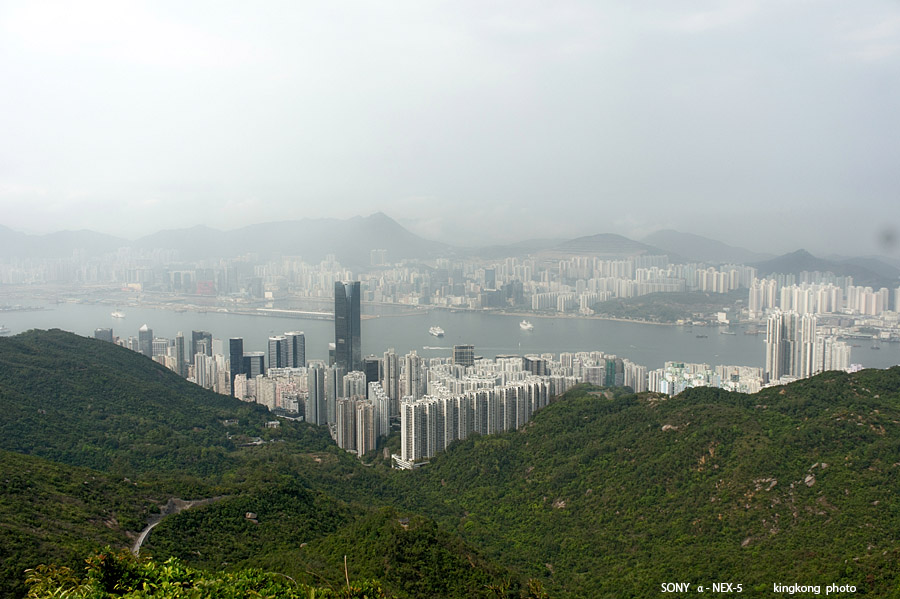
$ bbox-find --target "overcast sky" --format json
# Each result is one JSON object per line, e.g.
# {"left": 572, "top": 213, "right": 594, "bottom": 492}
{"left": 1, "top": 1, "right": 898, "bottom": 256}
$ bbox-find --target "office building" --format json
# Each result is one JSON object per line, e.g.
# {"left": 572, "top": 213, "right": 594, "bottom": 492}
{"left": 191, "top": 331, "right": 212, "bottom": 365}
{"left": 307, "top": 364, "right": 326, "bottom": 425}
{"left": 228, "top": 337, "right": 244, "bottom": 395}
{"left": 93, "top": 328, "right": 114, "bottom": 343}
{"left": 243, "top": 351, "right": 265, "bottom": 379}
{"left": 268, "top": 335, "right": 288, "bottom": 369}
{"left": 363, "top": 355, "right": 381, "bottom": 390}
{"left": 138, "top": 324, "right": 153, "bottom": 358}
{"left": 334, "top": 281, "right": 361, "bottom": 372}
{"left": 452, "top": 344, "right": 475, "bottom": 368}
{"left": 152, "top": 337, "right": 169, "bottom": 358}
{"left": 285, "top": 331, "right": 306, "bottom": 367}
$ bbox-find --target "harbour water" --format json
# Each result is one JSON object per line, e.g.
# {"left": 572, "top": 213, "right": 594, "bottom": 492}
{"left": 2, "top": 301, "right": 898, "bottom": 371}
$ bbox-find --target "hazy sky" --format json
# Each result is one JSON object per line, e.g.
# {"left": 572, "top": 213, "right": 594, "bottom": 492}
{"left": 1, "top": 1, "right": 898, "bottom": 256}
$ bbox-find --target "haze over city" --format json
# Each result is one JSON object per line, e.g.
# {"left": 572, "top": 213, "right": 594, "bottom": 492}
{"left": 1, "top": 1, "right": 899, "bottom": 256}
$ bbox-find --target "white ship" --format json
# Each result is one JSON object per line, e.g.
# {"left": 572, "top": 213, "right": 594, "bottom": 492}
{"left": 111, "top": 310, "right": 126, "bottom": 318}
{"left": 429, "top": 326, "right": 445, "bottom": 337}
{"left": 0, "top": 325, "right": 10, "bottom": 336}
{"left": 519, "top": 320, "right": 534, "bottom": 331}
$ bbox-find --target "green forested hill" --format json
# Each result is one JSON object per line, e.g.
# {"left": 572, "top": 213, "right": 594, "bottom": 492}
{"left": 0, "top": 331, "right": 515, "bottom": 598}
{"left": 2, "top": 330, "right": 900, "bottom": 598}
{"left": 0, "top": 450, "right": 160, "bottom": 599}
{"left": 0, "top": 329, "right": 333, "bottom": 480}
{"left": 391, "top": 375, "right": 900, "bottom": 597}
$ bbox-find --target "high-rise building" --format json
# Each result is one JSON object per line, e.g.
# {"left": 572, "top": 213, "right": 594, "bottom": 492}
{"left": 93, "top": 328, "right": 114, "bottom": 343}
{"left": 343, "top": 371, "right": 367, "bottom": 398}
{"left": 356, "top": 401, "right": 377, "bottom": 455}
{"left": 152, "top": 337, "right": 169, "bottom": 358}
{"left": 285, "top": 331, "right": 306, "bottom": 367}
{"left": 382, "top": 349, "right": 400, "bottom": 416}
{"left": 363, "top": 355, "right": 381, "bottom": 391}
{"left": 268, "top": 336, "right": 288, "bottom": 369}
{"left": 228, "top": 337, "right": 244, "bottom": 395}
{"left": 336, "top": 398, "right": 357, "bottom": 451}
{"left": 334, "top": 281, "right": 361, "bottom": 372}
{"left": 765, "top": 311, "right": 817, "bottom": 383}
{"left": 174, "top": 332, "right": 186, "bottom": 377}
{"left": 138, "top": 324, "right": 153, "bottom": 358}
{"left": 326, "top": 365, "right": 345, "bottom": 424}
{"left": 307, "top": 364, "right": 326, "bottom": 425}
{"left": 191, "top": 331, "right": 212, "bottom": 365}
{"left": 243, "top": 351, "right": 265, "bottom": 379}
{"left": 403, "top": 351, "right": 424, "bottom": 400}
{"left": 452, "top": 344, "right": 475, "bottom": 368}
{"left": 195, "top": 353, "right": 217, "bottom": 389}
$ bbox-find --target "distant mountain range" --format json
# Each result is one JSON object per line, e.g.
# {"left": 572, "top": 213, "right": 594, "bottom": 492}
{"left": 132, "top": 212, "right": 449, "bottom": 266}
{"left": 2, "top": 219, "right": 900, "bottom": 277}
{"left": 643, "top": 229, "right": 773, "bottom": 265}
{"left": 536, "top": 233, "right": 669, "bottom": 260}
{"left": 0, "top": 224, "right": 126, "bottom": 259}
{"left": 751, "top": 249, "right": 900, "bottom": 288}
{"left": 0, "top": 214, "right": 449, "bottom": 267}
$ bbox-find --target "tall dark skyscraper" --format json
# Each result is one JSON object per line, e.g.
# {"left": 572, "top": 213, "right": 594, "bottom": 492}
{"left": 452, "top": 344, "right": 475, "bottom": 368}
{"left": 268, "top": 335, "right": 287, "bottom": 369}
{"left": 285, "top": 331, "right": 306, "bottom": 367}
{"left": 334, "top": 281, "right": 361, "bottom": 372}
{"left": 229, "top": 337, "right": 244, "bottom": 395}
{"left": 307, "top": 364, "right": 326, "bottom": 425}
{"left": 243, "top": 351, "right": 265, "bottom": 379}
{"left": 363, "top": 355, "right": 381, "bottom": 388}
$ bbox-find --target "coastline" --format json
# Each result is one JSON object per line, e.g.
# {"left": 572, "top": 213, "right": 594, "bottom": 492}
{"left": 426, "top": 305, "right": 679, "bottom": 327}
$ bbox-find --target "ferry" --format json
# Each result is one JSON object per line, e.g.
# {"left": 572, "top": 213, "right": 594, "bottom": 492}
{"left": 0, "top": 325, "right": 10, "bottom": 336}
{"left": 520, "top": 320, "right": 534, "bottom": 331}
{"left": 111, "top": 311, "right": 126, "bottom": 318}
{"left": 429, "top": 326, "right": 445, "bottom": 337}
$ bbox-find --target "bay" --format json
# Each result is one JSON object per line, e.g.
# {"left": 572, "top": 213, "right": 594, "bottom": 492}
{"left": 2, "top": 302, "right": 898, "bottom": 371}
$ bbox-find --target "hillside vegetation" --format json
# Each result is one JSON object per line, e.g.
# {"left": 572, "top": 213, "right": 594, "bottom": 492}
{"left": 2, "top": 330, "right": 900, "bottom": 598}
{"left": 392, "top": 376, "right": 900, "bottom": 596}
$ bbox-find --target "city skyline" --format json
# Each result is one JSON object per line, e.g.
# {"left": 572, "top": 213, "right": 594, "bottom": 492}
{"left": 1, "top": 2, "right": 898, "bottom": 256}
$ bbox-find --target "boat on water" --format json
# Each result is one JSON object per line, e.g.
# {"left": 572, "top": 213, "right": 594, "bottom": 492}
{"left": 111, "top": 311, "right": 126, "bottom": 318}
{"left": 0, "top": 325, "right": 10, "bottom": 336}
{"left": 695, "top": 334, "right": 708, "bottom": 338}
{"left": 720, "top": 330, "right": 736, "bottom": 335}
{"left": 520, "top": 320, "right": 534, "bottom": 331}
{"left": 429, "top": 326, "right": 445, "bottom": 337}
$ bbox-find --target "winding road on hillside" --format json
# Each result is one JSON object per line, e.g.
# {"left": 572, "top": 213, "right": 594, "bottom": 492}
{"left": 132, "top": 496, "right": 225, "bottom": 556}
